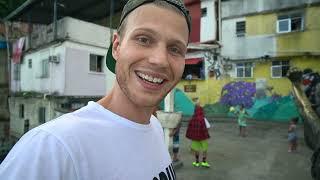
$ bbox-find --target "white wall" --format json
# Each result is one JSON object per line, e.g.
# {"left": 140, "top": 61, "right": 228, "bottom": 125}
{"left": 13, "top": 17, "right": 114, "bottom": 96}
{"left": 19, "top": 45, "right": 66, "bottom": 94}
{"left": 221, "top": 18, "right": 276, "bottom": 60}
{"left": 16, "top": 40, "right": 109, "bottom": 96}
{"left": 62, "top": 17, "right": 112, "bottom": 48}
{"left": 64, "top": 41, "right": 107, "bottom": 96}
{"left": 30, "top": 17, "right": 112, "bottom": 49}
{"left": 201, "top": 0, "right": 217, "bottom": 42}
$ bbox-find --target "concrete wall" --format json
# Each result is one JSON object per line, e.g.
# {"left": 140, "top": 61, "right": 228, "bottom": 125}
{"left": 221, "top": 17, "right": 276, "bottom": 59}
{"left": 201, "top": 0, "right": 217, "bottom": 42}
{"left": 0, "top": 49, "right": 9, "bottom": 120}
{"left": 18, "top": 45, "right": 66, "bottom": 94}
{"left": 63, "top": 17, "right": 111, "bottom": 48}
{"left": 0, "top": 49, "right": 7, "bottom": 84}
{"left": 222, "top": 0, "right": 320, "bottom": 18}
{"left": 15, "top": 41, "right": 108, "bottom": 96}
{"left": 0, "top": 88, "right": 9, "bottom": 120}
{"left": 30, "top": 17, "right": 112, "bottom": 49}
{"left": 276, "top": 6, "right": 320, "bottom": 55}
{"left": 8, "top": 97, "right": 58, "bottom": 138}
{"left": 176, "top": 49, "right": 224, "bottom": 105}
{"left": 64, "top": 41, "right": 106, "bottom": 96}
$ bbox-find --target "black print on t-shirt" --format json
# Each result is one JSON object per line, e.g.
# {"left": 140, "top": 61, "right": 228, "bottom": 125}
{"left": 153, "top": 163, "right": 176, "bottom": 180}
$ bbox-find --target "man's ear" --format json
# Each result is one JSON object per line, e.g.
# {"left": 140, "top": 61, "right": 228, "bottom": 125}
{"left": 112, "top": 33, "right": 120, "bottom": 62}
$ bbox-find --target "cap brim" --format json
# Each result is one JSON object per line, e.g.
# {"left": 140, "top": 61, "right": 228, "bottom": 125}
{"left": 106, "top": 43, "right": 116, "bottom": 74}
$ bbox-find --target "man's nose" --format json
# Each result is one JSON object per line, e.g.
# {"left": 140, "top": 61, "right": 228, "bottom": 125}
{"left": 148, "top": 45, "right": 169, "bottom": 67}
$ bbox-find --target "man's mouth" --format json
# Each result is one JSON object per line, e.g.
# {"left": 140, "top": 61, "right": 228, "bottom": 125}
{"left": 136, "top": 72, "right": 164, "bottom": 84}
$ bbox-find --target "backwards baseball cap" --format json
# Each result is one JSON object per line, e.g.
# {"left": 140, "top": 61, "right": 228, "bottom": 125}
{"left": 106, "top": 0, "right": 191, "bottom": 73}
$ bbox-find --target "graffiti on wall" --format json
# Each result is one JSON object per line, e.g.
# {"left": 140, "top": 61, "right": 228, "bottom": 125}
{"left": 220, "top": 81, "right": 256, "bottom": 108}
{"left": 219, "top": 81, "right": 299, "bottom": 121}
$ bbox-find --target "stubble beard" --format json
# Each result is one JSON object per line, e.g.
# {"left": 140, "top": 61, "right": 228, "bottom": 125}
{"left": 115, "top": 67, "right": 169, "bottom": 108}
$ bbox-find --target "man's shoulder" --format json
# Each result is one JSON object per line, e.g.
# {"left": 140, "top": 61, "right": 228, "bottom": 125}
{"left": 39, "top": 102, "right": 112, "bottom": 133}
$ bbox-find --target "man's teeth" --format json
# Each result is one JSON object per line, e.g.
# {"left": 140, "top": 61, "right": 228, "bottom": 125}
{"left": 137, "top": 72, "right": 164, "bottom": 84}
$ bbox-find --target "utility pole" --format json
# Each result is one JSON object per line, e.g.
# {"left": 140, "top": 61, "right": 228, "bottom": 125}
{"left": 53, "top": 0, "right": 57, "bottom": 40}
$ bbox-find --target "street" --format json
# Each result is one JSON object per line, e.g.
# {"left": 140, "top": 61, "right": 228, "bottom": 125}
{"left": 175, "top": 119, "right": 313, "bottom": 180}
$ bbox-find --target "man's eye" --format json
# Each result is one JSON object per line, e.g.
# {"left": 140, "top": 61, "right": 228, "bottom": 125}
{"left": 137, "top": 37, "right": 150, "bottom": 45}
{"left": 169, "top": 46, "right": 182, "bottom": 55}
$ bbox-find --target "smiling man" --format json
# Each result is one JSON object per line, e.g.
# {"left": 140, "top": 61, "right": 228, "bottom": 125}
{"left": 0, "top": 0, "right": 191, "bottom": 179}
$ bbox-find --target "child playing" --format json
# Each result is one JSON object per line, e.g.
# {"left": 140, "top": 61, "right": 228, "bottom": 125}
{"left": 288, "top": 117, "right": 299, "bottom": 152}
{"left": 186, "top": 98, "right": 211, "bottom": 168}
{"left": 237, "top": 104, "right": 248, "bottom": 137}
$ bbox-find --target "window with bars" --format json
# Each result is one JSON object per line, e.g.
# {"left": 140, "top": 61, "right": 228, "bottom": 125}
{"left": 40, "top": 59, "right": 49, "bottom": 78}
{"left": 38, "top": 107, "right": 46, "bottom": 124}
{"left": 24, "top": 119, "right": 30, "bottom": 134}
{"left": 182, "top": 59, "right": 205, "bottom": 80}
{"left": 201, "top": 8, "right": 207, "bottom": 17}
{"left": 28, "top": 59, "right": 32, "bottom": 68}
{"left": 236, "top": 62, "right": 253, "bottom": 78}
{"left": 271, "top": 60, "right": 290, "bottom": 78}
{"left": 236, "top": 21, "right": 246, "bottom": 37}
{"left": 90, "top": 54, "right": 103, "bottom": 72}
{"left": 19, "top": 104, "right": 24, "bottom": 118}
{"left": 277, "top": 13, "right": 303, "bottom": 33}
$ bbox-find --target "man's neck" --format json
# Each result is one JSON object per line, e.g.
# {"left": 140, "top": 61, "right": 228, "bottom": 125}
{"left": 98, "top": 86, "right": 153, "bottom": 124}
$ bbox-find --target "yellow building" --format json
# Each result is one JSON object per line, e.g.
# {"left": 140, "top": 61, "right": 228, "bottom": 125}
{"left": 177, "top": 2, "right": 320, "bottom": 108}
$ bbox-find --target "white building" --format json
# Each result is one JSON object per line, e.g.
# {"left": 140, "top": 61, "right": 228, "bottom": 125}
{"left": 9, "top": 17, "right": 115, "bottom": 138}
{"left": 200, "top": 0, "right": 217, "bottom": 42}
{"left": 183, "top": 0, "right": 221, "bottom": 81}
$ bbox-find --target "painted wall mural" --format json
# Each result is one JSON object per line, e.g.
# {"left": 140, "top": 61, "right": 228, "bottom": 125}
{"left": 218, "top": 81, "right": 300, "bottom": 122}
{"left": 220, "top": 81, "right": 256, "bottom": 108}
{"left": 176, "top": 66, "right": 320, "bottom": 122}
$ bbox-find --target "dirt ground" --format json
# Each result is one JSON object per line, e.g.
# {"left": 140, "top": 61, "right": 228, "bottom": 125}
{"left": 175, "top": 119, "right": 313, "bottom": 180}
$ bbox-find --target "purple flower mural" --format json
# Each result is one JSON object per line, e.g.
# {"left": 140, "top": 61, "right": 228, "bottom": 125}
{"left": 220, "top": 81, "right": 256, "bottom": 108}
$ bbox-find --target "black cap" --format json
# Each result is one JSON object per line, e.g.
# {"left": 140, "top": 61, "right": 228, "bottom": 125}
{"left": 106, "top": 0, "right": 191, "bottom": 73}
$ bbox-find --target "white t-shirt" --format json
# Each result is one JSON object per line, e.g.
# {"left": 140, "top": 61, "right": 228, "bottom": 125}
{"left": 0, "top": 101, "right": 175, "bottom": 180}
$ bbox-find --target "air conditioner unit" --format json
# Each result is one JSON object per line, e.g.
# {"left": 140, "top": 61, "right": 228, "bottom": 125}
{"left": 48, "top": 55, "right": 60, "bottom": 64}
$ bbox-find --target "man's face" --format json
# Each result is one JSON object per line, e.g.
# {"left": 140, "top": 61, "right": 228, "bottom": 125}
{"left": 112, "top": 4, "right": 189, "bottom": 108}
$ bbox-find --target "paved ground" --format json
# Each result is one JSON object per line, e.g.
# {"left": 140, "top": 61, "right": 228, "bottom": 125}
{"left": 174, "top": 119, "right": 313, "bottom": 180}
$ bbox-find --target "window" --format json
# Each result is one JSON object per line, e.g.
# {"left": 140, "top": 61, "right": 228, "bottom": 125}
{"left": 277, "top": 13, "right": 303, "bottom": 33}
{"left": 40, "top": 59, "right": 49, "bottom": 78}
{"left": 201, "top": 8, "right": 207, "bottom": 17}
{"left": 38, "top": 107, "right": 46, "bottom": 124}
{"left": 271, "top": 60, "right": 290, "bottom": 78}
{"left": 24, "top": 119, "right": 29, "bottom": 133}
{"left": 90, "top": 54, "right": 103, "bottom": 72}
{"left": 19, "top": 104, "right": 24, "bottom": 118}
{"left": 28, "top": 59, "right": 32, "bottom": 68}
{"left": 182, "top": 58, "right": 205, "bottom": 80}
{"left": 13, "top": 64, "right": 20, "bottom": 80}
{"left": 236, "top": 21, "right": 246, "bottom": 37}
{"left": 236, "top": 62, "right": 253, "bottom": 78}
